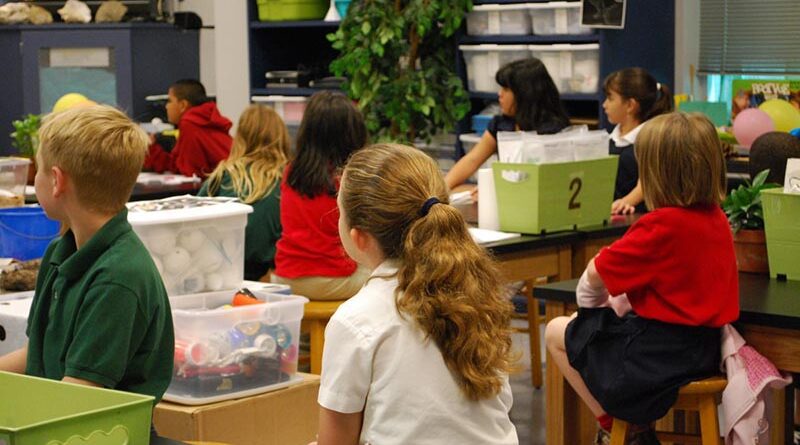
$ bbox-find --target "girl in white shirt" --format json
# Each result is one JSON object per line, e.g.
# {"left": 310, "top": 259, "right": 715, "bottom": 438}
{"left": 603, "top": 68, "right": 673, "bottom": 215}
{"left": 315, "top": 143, "right": 518, "bottom": 445}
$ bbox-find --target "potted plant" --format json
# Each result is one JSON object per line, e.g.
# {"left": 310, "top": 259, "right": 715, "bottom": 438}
{"left": 327, "top": 1, "right": 472, "bottom": 143}
{"left": 10, "top": 113, "right": 41, "bottom": 185}
{"left": 722, "top": 168, "right": 781, "bottom": 273}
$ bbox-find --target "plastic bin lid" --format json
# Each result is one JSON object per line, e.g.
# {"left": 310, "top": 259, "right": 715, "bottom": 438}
{"left": 0, "top": 157, "right": 32, "bottom": 168}
{"left": 472, "top": 3, "right": 531, "bottom": 11}
{"left": 251, "top": 95, "right": 308, "bottom": 103}
{"left": 529, "top": 43, "right": 599, "bottom": 51}
{"left": 528, "top": 1, "right": 581, "bottom": 9}
{"left": 126, "top": 196, "right": 253, "bottom": 225}
{"left": 459, "top": 133, "right": 482, "bottom": 143}
{"left": 459, "top": 44, "right": 530, "bottom": 51}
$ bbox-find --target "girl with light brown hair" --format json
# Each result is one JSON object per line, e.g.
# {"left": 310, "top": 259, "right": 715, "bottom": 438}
{"left": 199, "top": 104, "right": 290, "bottom": 280}
{"left": 315, "top": 143, "right": 518, "bottom": 445}
{"left": 545, "top": 113, "right": 738, "bottom": 445}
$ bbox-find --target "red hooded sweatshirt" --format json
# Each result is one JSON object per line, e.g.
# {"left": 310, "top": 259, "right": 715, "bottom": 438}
{"left": 144, "top": 101, "right": 233, "bottom": 178}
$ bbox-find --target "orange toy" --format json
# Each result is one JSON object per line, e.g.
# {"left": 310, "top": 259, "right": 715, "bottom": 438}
{"left": 231, "top": 288, "right": 264, "bottom": 306}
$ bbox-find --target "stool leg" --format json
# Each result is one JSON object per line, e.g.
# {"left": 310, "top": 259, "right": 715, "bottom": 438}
{"left": 309, "top": 320, "right": 326, "bottom": 375}
{"left": 698, "top": 395, "right": 722, "bottom": 445}
{"left": 528, "top": 281, "right": 543, "bottom": 389}
{"left": 610, "top": 419, "right": 629, "bottom": 445}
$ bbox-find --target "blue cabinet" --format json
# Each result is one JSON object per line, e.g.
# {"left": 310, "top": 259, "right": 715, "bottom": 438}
{"left": 0, "top": 23, "right": 198, "bottom": 155}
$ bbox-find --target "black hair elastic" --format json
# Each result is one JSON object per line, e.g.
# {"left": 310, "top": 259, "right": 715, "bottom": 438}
{"left": 419, "top": 197, "right": 441, "bottom": 217}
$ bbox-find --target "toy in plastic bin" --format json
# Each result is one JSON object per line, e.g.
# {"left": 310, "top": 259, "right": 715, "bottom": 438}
{"left": 165, "top": 289, "right": 306, "bottom": 403}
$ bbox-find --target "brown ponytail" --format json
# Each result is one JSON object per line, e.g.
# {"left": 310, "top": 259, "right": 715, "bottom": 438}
{"left": 340, "top": 144, "right": 515, "bottom": 401}
{"left": 604, "top": 67, "right": 674, "bottom": 122}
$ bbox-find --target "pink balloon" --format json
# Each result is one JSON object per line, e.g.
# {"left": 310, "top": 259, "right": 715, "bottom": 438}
{"left": 733, "top": 108, "right": 775, "bottom": 148}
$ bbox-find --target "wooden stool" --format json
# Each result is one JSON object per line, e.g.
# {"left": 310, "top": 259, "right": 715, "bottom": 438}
{"left": 610, "top": 376, "right": 727, "bottom": 445}
{"left": 303, "top": 300, "right": 347, "bottom": 374}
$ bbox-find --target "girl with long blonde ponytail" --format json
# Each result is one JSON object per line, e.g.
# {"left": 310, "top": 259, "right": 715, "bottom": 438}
{"left": 315, "top": 143, "right": 518, "bottom": 445}
{"left": 199, "top": 104, "right": 289, "bottom": 280}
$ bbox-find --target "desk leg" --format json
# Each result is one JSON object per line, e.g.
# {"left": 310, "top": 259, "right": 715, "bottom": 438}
{"left": 528, "top": 279, "right": 543, "bottom": 389}
{"left": 545, "top": 301, "right": 596, "bottom": 445}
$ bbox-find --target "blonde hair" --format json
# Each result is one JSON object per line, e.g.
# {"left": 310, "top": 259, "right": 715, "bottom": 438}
{"left": 38, "top": 105, "right": 148, "bottom": 214}
{"left": 204, "top": 104, "right": 290, "bottom": 203}
{"left": 340, "top": 143, "right": 514, "bottom": 401}
{"left": 636, "top": 112, "right": 726, "bottom": 210}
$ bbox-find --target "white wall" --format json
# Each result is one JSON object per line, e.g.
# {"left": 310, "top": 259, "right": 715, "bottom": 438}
{"left": 674, "top": 0, "right": 703, "bottom": 100}
{"left": 175, "top": 0, "right": 217, "bottom": 95}
{"left": 172, "top": 0, "right": 249, "bottom": 129}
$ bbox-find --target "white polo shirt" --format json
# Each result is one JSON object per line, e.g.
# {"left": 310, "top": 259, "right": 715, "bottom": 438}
{"left": 318, "top": 261, "right": 518, "bottom": 445}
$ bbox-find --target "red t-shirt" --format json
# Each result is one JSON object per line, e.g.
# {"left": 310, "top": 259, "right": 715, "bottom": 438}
{"left": 595, "top": 205, "right": 739, "bottom": 327}
{"left": 274, "top": 166, "right": 357, "bottom": 279}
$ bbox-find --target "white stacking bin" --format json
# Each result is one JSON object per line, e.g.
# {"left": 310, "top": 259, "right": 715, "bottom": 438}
{"left": 250, "top": 95, "right": 308, "bottom": 125}
{"left": 466, "top": 4, "right": 532, "bottom": 36}
{"left": 165, "top": 289, "right": 308, "bottom": 404}
{"left": 528, "top": 2, "right": 592, "bottom": 35}
{"left": 127, "top": 196, "right": 253, "bottom": 296}
{"left": 529, "top": 43, "right": 599, "bottom": 94}
{"left": 460, "top": 44, "right": 531, "bottom": 93}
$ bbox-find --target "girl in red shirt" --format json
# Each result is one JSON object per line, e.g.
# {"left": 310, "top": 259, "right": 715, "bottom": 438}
{"left": 545, "top": 113, "right": 739, "bottom": 445}
{"left": 273, "top": 91, "right": 370, "bottom": 300}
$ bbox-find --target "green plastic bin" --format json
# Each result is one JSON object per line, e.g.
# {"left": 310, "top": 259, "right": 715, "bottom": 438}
{"left": 0, "top": 371, "right": 154, "bottom": 445}
{"left": 492, "top": 156, "right": 618, "bottom": 234}
{"left": 257, "top": 0, "right": 328, "bottom": 21}
{"left": 762, "top": 188, "right": 800, "bottom": 281}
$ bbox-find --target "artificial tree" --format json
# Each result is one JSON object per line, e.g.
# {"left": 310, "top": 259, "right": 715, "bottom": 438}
{"left": 328, "top": 0, "right": 472, "bottom": 143}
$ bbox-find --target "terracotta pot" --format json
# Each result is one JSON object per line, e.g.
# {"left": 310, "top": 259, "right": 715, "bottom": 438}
{"left": 26, "top": 156, "right": 36, "bottom": 186}
{"left": 732, "top": 229, "right": 769, "bottom": 274}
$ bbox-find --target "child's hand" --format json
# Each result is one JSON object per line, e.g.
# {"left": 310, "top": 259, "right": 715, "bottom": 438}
{"left": 608, "top": 293, "right": 632, "bottom": 317}
{"left": 611, "top": 199, "right": 635, "bottom": 215}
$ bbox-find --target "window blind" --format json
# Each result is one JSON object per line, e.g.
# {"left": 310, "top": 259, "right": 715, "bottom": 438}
{"left": 699, "top": 0, "right": 800, "bottom": 75}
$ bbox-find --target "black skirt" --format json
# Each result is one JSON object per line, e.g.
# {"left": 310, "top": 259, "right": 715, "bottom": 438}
{"left": 565, "top": 307, "right": 720, "bottom": 424}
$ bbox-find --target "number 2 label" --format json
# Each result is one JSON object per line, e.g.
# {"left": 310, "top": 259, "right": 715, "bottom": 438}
{"left": 568, "top": 177, "right": 582, "bottom": 210}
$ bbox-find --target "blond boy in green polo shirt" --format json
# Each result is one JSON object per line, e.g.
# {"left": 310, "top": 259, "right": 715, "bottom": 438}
{"left": 0, "top": 105, "right": 174, "bottom": 402}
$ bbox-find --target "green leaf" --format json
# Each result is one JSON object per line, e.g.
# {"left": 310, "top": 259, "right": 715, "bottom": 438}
{"left": 361, "top": 21, "right": 372, "bottom": 35}
{"left": 752, "top": 169, "right": 770, "bottom": 188}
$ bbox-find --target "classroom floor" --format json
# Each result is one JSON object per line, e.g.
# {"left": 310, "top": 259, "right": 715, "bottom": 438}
{"left": 509, "top": 320, "right": 547, "bottom": 445}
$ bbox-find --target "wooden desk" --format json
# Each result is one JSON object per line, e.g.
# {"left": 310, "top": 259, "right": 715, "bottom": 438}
{"left": 572, "top": 215, "right": 637, "bottom": 277}
{"left": 534, "top": 275, "right": 800, "bottom": 445}
{"left": 482, "top": 231, "right": 580, "bottom": 389}
{"left": 25, "top": 176, "right": 202, "bottom": 204}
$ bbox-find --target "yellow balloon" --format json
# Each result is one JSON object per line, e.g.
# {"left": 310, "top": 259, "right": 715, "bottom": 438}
{"left": 52, "top": 93, "right": 91, "bottom": 113}
{"left": 758, "top": 98, "right": 800, "bottom": 132}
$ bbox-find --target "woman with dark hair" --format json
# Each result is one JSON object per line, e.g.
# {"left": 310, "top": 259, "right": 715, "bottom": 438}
{"left": 273, "top": 91, "right": 371, "bottom": 300}
{"left": 445, "top": 57, "right": 570, "bottom": 189}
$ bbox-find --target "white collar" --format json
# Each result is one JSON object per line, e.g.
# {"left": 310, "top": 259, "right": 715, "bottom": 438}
{"left": 610, "top": 122, "right": 645, "bottom": 147}
{"left": 369, "top": 260, "right": 400, "bottom": 279}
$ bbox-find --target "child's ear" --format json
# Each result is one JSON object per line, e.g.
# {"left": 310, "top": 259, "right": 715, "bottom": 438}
{"left": 179, "top": 99, "right": 191, "bottom": 114}
{"left": 51, "top": 166, "right": 67, "bottom": 198}
{"left": 349, "top": 227, "right": 380, "bottom": 256}
{"left": 626, "top": 98, "right": 641, "bottom": 117}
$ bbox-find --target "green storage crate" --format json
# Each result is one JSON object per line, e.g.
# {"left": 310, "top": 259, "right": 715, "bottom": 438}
{"left": 763, "top": 188, "right": 800, "bottom": 281}
{"left": 257, "top": 0, "right": 328, "bottom": 21}
{"left": 492, "top": 156, "right": 618, "bottom": 234}
{"left": 0, "top": 371, "right": 153, "bottom": 445}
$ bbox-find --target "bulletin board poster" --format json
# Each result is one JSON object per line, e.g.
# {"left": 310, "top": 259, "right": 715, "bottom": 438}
{"left": 731, "top": 79, "right": 800, "bottom": 120}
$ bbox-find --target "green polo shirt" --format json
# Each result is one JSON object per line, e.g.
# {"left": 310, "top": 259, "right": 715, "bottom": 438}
{"left": 25, "top": 208, "right": 174, "bottom": 402}
{"left": 199, "top": 170, "right": 282, "bottom": 280}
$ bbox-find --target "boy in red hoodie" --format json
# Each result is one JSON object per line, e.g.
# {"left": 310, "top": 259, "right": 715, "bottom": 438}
{"left": 144, "top": 79, "right": 233, "bottom": 178}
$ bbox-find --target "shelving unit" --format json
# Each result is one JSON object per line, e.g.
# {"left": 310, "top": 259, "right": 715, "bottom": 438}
{"left": 455, "top": 0, "right": 675, "bottom": 155}
{"left": 247, "top": 2, "right": 342, "bottom": 100}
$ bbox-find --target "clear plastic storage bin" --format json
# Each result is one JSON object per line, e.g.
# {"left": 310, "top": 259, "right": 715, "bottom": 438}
{"left": 529, "top": 43, "right": 599, "bottom": 94}
{"left": 0, "top": 157, "right": 30, "bottom": 208}
{"left": 251, "top": 95, "right": 308, "bottom": 126}
{"left": 466, "top": 4, "right": 531, "bottom": 36}
{"left": 528, "top": 2, "right": 592, "bottom": 35}
{"left": 165, "top": 290, "right": 309, "bottom": 404}
{"left": 460, "top": 44, "right": 531, "bottom": 93}
{"left": 127, "top": 196, "right": 253, "bottom": 296}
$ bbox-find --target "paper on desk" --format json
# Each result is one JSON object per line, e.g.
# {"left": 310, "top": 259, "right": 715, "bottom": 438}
{"left": 468, "top": 227, "right": 520, "bottom": 244}
{"left": 784, "top": 158, "right": 800, "bottom": 194}
{"left": 137, "top": 172, "right": 200, "bottom": 186}
{"left": 449, "top": 191, "right": 473, "bottom": 205}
